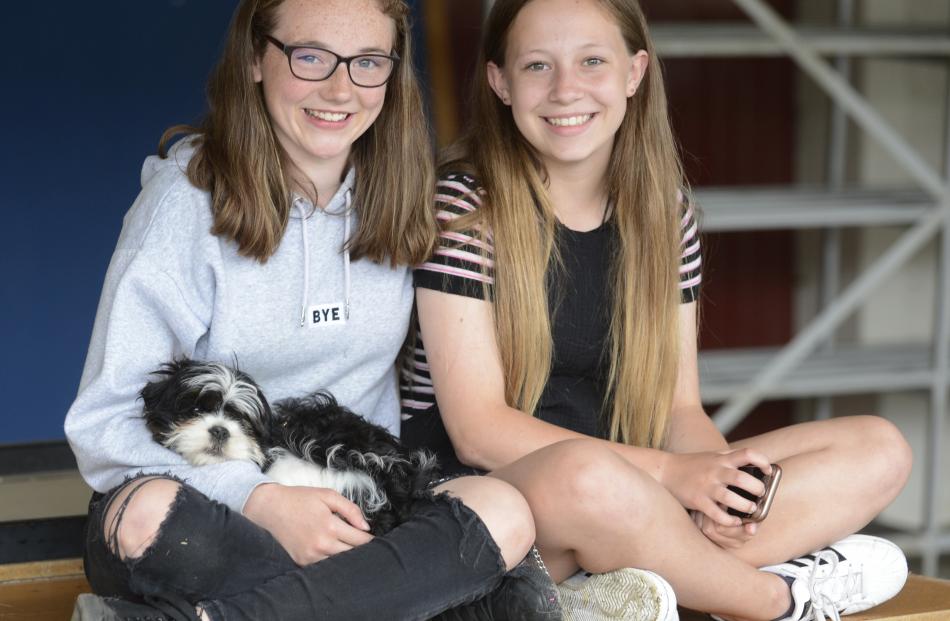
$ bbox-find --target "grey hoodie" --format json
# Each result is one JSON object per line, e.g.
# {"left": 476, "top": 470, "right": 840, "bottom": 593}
{"left": 64, "top": 141, "right": 413, "bottom": 513}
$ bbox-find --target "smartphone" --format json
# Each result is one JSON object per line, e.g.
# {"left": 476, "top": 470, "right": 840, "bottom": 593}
{"left": 726, "top": 464, "right": 782, "bottom": 523}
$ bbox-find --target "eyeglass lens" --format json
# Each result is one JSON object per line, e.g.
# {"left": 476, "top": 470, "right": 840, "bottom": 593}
{"left": 289, "top": 48, "right": 394, "bottom": 86}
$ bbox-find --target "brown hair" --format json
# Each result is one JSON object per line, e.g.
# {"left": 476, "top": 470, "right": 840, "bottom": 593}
{"left": 160, "top": 0, "right": 436, "bottom": 265}
{"left": 443, "top": 0, "right": 687, "bottom": 448}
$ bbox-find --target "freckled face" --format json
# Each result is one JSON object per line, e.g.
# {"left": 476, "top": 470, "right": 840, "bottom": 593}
{"left": 253, "top": 0, "right": 396, "bottom": 181}
{"left": 487, "top": 0, "right": 647, "bottom": 173}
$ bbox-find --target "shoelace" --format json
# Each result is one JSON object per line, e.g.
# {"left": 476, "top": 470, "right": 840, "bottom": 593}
{"left": 804, "top": 550, "right": 866, "bottom": 621}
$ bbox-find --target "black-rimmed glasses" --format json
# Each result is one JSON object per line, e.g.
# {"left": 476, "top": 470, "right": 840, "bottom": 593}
{"left": 265, "top": 35, "right": 399, "bottom": 88}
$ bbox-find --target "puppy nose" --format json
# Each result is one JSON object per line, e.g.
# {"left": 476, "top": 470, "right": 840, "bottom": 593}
{"left": 209, "top": 426, "right": 230, "bottom": 442}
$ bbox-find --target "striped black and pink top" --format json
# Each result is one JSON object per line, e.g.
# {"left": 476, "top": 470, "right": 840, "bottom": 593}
{"left": 400, "top": 173, "right": 701, "bottom": 441}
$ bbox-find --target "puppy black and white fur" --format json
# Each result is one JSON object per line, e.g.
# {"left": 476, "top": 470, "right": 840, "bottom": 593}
{"left": 140, "top": 358, "right": 439, "bottom": 535}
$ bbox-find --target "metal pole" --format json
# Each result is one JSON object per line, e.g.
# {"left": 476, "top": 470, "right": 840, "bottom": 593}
{"left": 816, "top": 0, "right": 854, "bottom": 422}
{"left": 730, "top": 0, "right": 947, "bottom": 201}
{"left": 922, "top": 68, "right": 950, "bottom": 576}
{"left": 715, "top": 207, "right": 948, "bottom": 433}
{"left": 827, "top": 0, "right": 853, "bottom": 187}
{"left": 924, "top": 203, "right": 950, "bottom": 576}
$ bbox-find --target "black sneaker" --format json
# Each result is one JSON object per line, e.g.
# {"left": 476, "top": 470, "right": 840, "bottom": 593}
{"left": 72, "top": 593, "right": 200, "bottom": 621}
{"left": 434, "top": 546, "right": 562, "bottom": 620}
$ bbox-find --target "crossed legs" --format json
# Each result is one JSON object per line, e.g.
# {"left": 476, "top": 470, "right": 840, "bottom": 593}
{"left": 91, "top": 475, "right": 535, "bottom": 620}
{"left": 489, "top": 415, "right": 912, "bottom": 620}
{"left": 101, "top": 475, "right": 534, "bottom": 572}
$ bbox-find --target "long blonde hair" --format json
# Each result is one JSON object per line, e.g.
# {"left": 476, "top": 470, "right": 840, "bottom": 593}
{"left": 159, "top": 0, "right": 436, "bottom": 265}
{"left": 443, "top": 0, "right": 686, "bottom": 448}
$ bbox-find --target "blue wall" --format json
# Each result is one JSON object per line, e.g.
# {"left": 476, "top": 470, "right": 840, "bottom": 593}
{"left": 1, "top": 1, "right": 427, "bottom": 444}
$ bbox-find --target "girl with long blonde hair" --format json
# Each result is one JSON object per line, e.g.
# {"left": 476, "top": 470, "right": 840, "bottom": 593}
{"left": 404, "top": 0, "right": 912, "bottom": 619}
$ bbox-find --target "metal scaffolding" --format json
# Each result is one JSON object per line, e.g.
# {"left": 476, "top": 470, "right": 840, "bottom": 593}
{"left": 652, "top": 0, "right": 950, "bottom": 576}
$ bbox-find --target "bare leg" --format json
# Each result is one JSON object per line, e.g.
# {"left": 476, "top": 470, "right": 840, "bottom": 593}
{"left": 727, "top": 415, "right": 912, "bottom": 567}
{"left": 490, "top": 440, "right": 791, "bottom": 620}
{"left": 104, "top": 476, "right": 181, "bottom": 560}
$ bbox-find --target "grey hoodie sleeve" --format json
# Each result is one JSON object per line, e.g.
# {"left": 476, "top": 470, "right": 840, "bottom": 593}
{"left": 64, "top": 160, "right": 271, "bottom": 513}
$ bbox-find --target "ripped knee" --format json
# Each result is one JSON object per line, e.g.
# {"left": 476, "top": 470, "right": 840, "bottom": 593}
{"left": 102, "top": 475, "right": 184, "bottom": 561}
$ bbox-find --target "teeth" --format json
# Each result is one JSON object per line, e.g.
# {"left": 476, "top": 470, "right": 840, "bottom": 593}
{"left": 546, "top": 114, "right": 593, "bottom": 127}
{"left": 307, "top": 110, "right": 349, "bottom": 122}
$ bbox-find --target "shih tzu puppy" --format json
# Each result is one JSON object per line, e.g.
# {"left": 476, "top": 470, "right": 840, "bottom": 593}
{"left": 140, "top": 358, "right": 439, "bottom": 535}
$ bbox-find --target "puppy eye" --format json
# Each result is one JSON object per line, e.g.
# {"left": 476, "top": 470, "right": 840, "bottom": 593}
{"left": 195, "top": 393, "right": 221, "bottom": 412}
{"left": 223, "top": 404, "right": 249, "bottom": 420}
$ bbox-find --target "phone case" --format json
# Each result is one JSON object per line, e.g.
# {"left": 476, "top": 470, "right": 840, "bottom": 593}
{"left": 726, "top": 464, "right": 782, "bottom": 523}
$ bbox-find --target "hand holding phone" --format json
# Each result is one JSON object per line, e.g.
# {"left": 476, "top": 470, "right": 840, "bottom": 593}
{"left": 726, "top": 464, "right": 782, "bottom": 523}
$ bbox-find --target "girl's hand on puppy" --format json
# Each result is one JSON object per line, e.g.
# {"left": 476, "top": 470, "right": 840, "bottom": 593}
{"left": 661, "top": 448, "right": 771, "bottom": 527}
{"left": 690, "top": 508, "right": 758, "bottom": 549}
{"left": 244, "top": 483, "right": 373, "bottom": 565}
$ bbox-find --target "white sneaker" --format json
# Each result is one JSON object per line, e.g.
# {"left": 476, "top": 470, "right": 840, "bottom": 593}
{"left": 557, "top": 567, "right": 679, "bottom": 621}
{"left": 763, "top": 534, "right": 908, "bottom": 620}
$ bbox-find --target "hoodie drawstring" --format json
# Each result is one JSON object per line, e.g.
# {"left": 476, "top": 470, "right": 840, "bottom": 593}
{"left": 296, "top": 200, "right": 311, "bottom": 327}
{"left": 343, "top": 189, "right": 352, "bottom": 321}
{"left": 297, "top": 189, "right": 353, "bottom": 327}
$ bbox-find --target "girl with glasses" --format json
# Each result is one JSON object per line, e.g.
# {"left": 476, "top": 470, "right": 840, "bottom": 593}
{"left": 67, "top": 0, "right": 560, "bottom": 619}
{"left": 404, "top": 0, "right": 912, "bottom": 619}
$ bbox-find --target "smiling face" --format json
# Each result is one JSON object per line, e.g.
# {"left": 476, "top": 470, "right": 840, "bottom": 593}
{"left": 487, "top": 0, "right": 647, "bottom": 175}
{"left": 253, "top": 0, "right": 396, "bottom": 183}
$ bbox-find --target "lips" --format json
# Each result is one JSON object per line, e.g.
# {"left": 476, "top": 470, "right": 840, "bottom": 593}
{"left": 544, "top": 113, "right": 595, "bottom": 127}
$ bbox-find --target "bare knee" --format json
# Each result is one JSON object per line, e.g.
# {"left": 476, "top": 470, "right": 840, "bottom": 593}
{"left": 103, "top": 477, "right": 183, "bottom": 560}
{"left": 440, "top": 476, "right": 535, "bottom": 570}
{"left": 859, "top": 415, "right": 913, "bottom": 496}
{"left": 549, "top": 439, "right": 652, "bottom": 526}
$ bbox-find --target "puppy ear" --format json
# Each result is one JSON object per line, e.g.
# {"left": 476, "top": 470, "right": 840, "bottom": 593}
{"left": 254, "top": 387, "right": 276, "bottom": 439}
{"left": 141, "top": 370, "right": 172, "bottom": 411}
{"left": 257, "top": 388, "right": 273, "bottom": 417}
{"left": 140, "top": 359, "right": 194, "bottom": 439}
{"left": 140, "top": 373, "right": 175, "bottom": 440}
{"left": 142, "top": 357, "right": 189, "bottom": 402}
{"left": 146, "top": 357, "right": 207, "bottom": 405}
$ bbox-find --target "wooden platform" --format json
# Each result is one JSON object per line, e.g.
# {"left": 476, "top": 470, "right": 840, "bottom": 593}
{"left": 0, "top": 559, "right": 89, "bottom": 621}
{"left": 2, "top": 559, "right": 947, "bottom": 620}
{"left": 679, "top": 575, "right": 950, "bottom": 620}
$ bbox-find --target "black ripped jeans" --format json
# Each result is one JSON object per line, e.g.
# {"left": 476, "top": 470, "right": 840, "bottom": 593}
{"left": 84, "top": 475, "right": 507, "bottom": 620}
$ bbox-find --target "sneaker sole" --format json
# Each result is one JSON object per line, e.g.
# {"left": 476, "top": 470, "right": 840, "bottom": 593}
{"left": 558, "top": 568, "right": 679, "bottom": 621}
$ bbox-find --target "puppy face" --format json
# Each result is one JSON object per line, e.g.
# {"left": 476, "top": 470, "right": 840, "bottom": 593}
{"left": 141, "top": 359, "right": 271, "bottom": 467}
